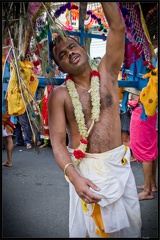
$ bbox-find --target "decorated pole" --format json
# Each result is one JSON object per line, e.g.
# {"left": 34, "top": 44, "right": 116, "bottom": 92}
{"left": 79, "top": 3, "right": 87, "bottom": 46}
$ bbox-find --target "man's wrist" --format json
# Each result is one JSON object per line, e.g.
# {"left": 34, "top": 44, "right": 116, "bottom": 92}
{"left": 64, "top": 162, "right": 74, "bottom": 176}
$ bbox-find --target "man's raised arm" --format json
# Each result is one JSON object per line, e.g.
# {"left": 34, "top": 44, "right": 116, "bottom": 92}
{"left": 100, "top": 2, "right": 126, "bottom": 75}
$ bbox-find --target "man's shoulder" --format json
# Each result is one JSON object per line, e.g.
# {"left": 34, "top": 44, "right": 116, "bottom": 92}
{"left": 49, "top": 84, "right": 68, "bottom": 102}
{"left": 54, "top": 83, "right": 66, "bottom": 90}
{"left": 52, "top": 84, "right": 67, "bottom": 94}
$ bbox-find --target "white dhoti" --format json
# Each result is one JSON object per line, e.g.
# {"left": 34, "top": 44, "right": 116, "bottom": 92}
{"left": 67, "top": 145, "right": 142, "bottom": 238}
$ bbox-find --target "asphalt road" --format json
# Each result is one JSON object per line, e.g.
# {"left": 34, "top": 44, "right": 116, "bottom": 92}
{"left": 2, "top": 145, "right": 158, "bottom": 238}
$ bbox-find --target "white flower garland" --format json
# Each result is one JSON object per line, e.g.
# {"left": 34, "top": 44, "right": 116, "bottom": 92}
{"left": 66, "top": 69, "right": 101, "bottom": 165}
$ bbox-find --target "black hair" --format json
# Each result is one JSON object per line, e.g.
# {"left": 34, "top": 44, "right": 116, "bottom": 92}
{"left": 93, "top": 57, "right": 101, "bottom": 60}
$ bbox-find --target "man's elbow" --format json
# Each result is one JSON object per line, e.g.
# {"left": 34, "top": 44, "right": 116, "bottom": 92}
{"left": 111, "top": 22, "right": 126, "bottom": 32}
{"left": 120, "top": 22, "right": 126, "bottom": 32}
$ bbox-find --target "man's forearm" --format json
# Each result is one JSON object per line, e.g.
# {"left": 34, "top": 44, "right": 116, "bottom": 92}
{"left": 101, "top": 2, "right": 125, "bottom": 30}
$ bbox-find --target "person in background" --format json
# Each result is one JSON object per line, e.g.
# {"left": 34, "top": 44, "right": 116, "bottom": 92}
{"left": 2, "top": 126, "right": 14, "bottom": 167}
{"left": 92, "top": 56, "right": 101, "bottom": 67}
{"left": 48, "top": 2, "right": 141, "bottom": 238}
{"left": 118, "top": 68, "right": 131, "bottom": 147}
{"left": 14, "top": 118, "right": 24, "bottom": 146}
{"left": 40, "top": 85, "right": 53, "bottom": 148}
{"left": 32, "top": 98, "right": 44, "bottom": 146}
{"left": 119, "top": 92, "right": 136, "bottom": 162}
{"left": 2, "top": 112, "right": 15, "bottom": 167}
{"left": 129, "top": 94, "right": 158, "bottom": 200}
{"left": 119, "top": 93, "right": 132, "bottom": 147}
{"left": 16, "top": 111, "right": 33, "bottom": 149}
{"left": 2, "top": 86, "right": 15, "bottom": 167}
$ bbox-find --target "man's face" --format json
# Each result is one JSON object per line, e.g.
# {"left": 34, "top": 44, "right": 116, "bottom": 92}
{"left": 53, "top": 38, "right": 88, "bottom": 74}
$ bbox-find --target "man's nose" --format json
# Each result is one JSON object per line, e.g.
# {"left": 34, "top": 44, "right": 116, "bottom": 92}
{"left": 68, "top": 52, "right": 74, "bottom": 59}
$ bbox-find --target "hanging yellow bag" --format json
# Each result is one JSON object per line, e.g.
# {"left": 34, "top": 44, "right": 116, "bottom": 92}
{"left": 6, "top": 60, "right": 39, "bottom": 116}
{"left": 140, "top": 68, "right": 158, "bottom": 116}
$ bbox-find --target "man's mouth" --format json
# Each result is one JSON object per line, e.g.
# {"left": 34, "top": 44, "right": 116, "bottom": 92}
{"left": 70, "top": 54, "right": 80, "bottom": 64}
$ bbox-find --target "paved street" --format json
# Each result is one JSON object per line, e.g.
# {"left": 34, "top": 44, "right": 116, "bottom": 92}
{"left": 2, "top": 145, "right": 158, "bottom": 238}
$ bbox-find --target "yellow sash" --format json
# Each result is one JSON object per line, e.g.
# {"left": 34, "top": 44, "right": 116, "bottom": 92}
{"left": 81, "top": 200, "right": 109, "bottom": 238}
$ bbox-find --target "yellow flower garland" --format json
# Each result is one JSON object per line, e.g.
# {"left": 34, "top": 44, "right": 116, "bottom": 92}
{"left": 66, "top": 70, "right": 101, "bottom": 165}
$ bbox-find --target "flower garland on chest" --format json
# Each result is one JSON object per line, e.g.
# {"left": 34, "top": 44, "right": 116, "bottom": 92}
{"left": 65, "top": 69, "right": 101, "bottom": 165}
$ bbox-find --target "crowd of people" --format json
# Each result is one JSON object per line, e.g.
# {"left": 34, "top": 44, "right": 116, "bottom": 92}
{"left": 2, "top": 2, "right": 158, "bottom": 238}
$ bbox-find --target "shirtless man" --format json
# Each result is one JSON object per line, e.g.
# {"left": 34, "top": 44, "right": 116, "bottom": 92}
{"left": 48, "top": 2, "right": 141, "bottom": 238}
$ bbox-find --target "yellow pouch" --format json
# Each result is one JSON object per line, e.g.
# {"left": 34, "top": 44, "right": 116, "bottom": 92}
{"left": 140, "top": 69, "right": 158, "bottom": 116}
{"left": 7, "top": 60, "right": 39, "bottom": 116}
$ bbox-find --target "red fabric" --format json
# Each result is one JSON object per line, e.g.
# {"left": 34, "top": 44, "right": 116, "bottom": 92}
{"left": 129, "top": 106, "right": 158, "bottom": 162}
{"left": 41, "top": 85, "right": 53, "bottom": 137}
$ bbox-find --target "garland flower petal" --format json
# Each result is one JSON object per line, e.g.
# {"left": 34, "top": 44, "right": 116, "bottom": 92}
{"left": 66, "top": 69, "right": 100, "bottom": 165}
